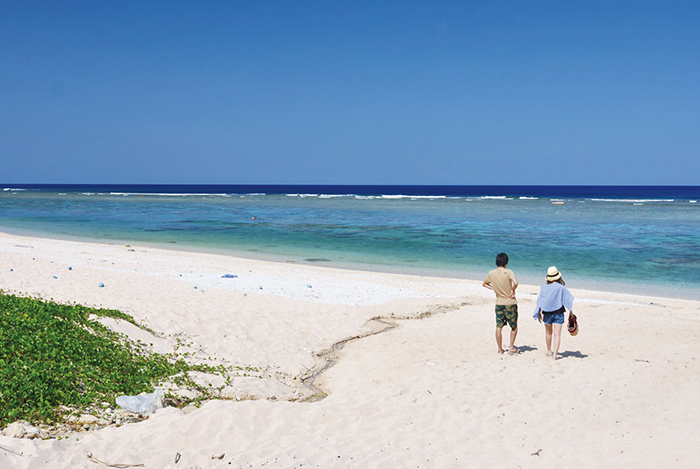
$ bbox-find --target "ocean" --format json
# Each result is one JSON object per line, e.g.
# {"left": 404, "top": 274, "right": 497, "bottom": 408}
{"left": 1, "top": 185, "right": 699, "bottom": 299}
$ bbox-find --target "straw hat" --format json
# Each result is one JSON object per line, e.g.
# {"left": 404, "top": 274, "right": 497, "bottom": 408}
{"left": 546, "top": 266, "right": 561, "bottom": 281}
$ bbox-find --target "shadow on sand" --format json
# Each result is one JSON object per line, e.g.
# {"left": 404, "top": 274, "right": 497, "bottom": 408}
{"left": 517, "top": 345, "right": 538, "bottom": 353}
{"left": 560, "top": 350, "right": 588, "bottom": 359}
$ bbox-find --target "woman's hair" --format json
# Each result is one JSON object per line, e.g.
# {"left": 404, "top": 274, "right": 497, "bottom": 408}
{"left": 547, "top": 278, "right": 566, "bottom": 286}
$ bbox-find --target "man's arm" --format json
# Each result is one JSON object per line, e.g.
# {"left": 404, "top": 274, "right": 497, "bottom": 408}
{"left": 482, "top": 280, "right": 493, "bottom": 291}
{"left": 509, "top": 275, "right": 518, "bottom": 299}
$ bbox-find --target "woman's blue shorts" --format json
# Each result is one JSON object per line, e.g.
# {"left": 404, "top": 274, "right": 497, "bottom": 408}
{"left": 542, "top": 312, "right": 565, "bottom": 325}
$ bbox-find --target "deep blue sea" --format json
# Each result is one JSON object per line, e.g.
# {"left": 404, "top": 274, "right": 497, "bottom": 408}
{"left": 2, "top": 185, "right": 699, "bottom": 299}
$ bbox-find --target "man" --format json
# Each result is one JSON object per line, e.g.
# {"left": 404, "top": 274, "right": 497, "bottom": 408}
{"left": 482, "top": 252, "right": 519, "bottom": 354}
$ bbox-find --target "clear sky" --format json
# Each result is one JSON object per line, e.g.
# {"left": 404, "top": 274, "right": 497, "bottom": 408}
{"left": 1, "top": 1, "right": 698, "bottom": 185}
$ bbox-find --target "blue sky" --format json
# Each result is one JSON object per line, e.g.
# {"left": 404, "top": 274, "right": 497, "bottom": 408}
{"left": 1, "top": 1, "right": 698, "bottom": 185}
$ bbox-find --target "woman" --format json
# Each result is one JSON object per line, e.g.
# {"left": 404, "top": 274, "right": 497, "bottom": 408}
{"left": 533, "top": 266, "right": 575, "bottom": 360}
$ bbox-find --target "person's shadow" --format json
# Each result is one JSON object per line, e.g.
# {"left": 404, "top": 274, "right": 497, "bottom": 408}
{"left": 518, "top": 346, "right": 588, "bottom": 359}
{"left": 517, "top": 345, "right": 538, "bottom": 353}
{"left": 560, "top": 350, "right": 588, "bottom": 359}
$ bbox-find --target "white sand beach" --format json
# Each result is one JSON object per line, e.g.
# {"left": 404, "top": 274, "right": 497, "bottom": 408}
{"left": 1, "top": 232, "right": 698, "bottom": 468}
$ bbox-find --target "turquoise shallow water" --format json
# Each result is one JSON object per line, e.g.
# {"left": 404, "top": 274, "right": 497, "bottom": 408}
{"left": 1, "top": 186, "right": 699, "bottom": 299}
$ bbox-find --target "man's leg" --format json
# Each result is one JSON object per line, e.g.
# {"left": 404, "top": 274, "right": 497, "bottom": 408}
{"left": 507, "top": 305, "right": 519, "bottom": 353}
{"left": 495, "top": 306, "right": 506, "bottom": 354}
{"left": 496, "top": 327, "right": 504, "bottom": 354}
{"left": 509, "top": 327, "right": 518, "bottom": 353}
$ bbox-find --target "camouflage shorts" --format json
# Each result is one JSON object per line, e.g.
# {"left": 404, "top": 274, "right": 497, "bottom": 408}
{"left": 495, "top": 304, "right": 518, "bottom": 329}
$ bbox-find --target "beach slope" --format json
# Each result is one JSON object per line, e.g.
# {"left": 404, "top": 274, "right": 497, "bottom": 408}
{"left": 1, "top": 232, "right": 698, "bottom": 468}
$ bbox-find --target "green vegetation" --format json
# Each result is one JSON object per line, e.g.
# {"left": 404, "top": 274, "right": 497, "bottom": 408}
{"left": 0, "top": 292, "right": 192, "bottom": 428}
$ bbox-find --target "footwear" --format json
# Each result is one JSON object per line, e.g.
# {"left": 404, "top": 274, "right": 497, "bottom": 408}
{"left": 568, "top": 313, "right": 579, "bottom": 336}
